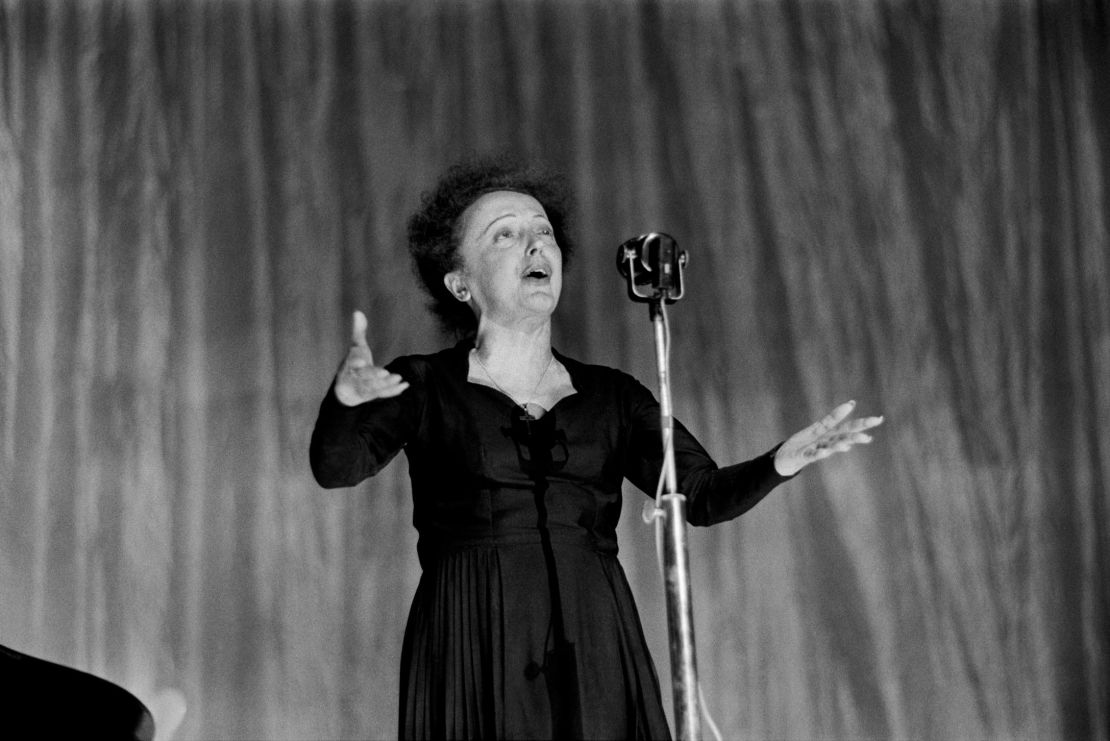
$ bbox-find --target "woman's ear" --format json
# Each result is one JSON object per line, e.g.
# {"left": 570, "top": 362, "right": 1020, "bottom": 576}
{"left": 443, "top": 272, "right": 470, "bottom": 302}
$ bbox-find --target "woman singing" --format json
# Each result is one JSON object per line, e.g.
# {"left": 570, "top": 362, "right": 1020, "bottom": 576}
{"left": 309, "top": 156, "right": 882, "bottom": 740}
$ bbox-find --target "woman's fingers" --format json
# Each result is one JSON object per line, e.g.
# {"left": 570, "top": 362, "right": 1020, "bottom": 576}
{"left": 348, "top": 369, "right": 406, "bottom": 392}
{"left": 335, "top": 365, "right": 408, "bottom": 406}
{"left": 776, "top": 403, "right": 884, "bottom": 475}
{"left": 375, "top": 376, "right": 410, "bottom": 399}
{"left": 805, "top": 402, "right": 885, "bottom": 442}
{"left": 817, "top": 406, "right": 884, "bottom": 438}
{"left": 351, "top": 310, "right": 370, "bottom": 349}
{"left": 810, "top": 400, "right": 857, "bottom": 438}
{"left": 333, "top": 308, "right": 409, "bottom": 406}
{"left": 347, "top": 310, "right": 374, "bottom": 368}
{"left": 825, "top": 430, "right": 875, "bottom": 448}
{"left": 844, "top": 414, "right": 884, "bottom": 433}
{"left": 808, "top": 419, "right": 882, "bottom": 456}
{"left": 345, "top": 364, "right": 403, "bottom": 389}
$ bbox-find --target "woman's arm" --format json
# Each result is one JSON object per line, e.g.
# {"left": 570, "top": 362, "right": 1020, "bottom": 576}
{"left": 623, "top": 377, "right": 880, "bottom": 526}
{"left": 309, "top": 310, "right": 421, "bottom": 488}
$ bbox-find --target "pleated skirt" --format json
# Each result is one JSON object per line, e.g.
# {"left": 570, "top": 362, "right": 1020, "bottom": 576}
{"left": 399, "top": 536, "right": 671, "bottom": 740}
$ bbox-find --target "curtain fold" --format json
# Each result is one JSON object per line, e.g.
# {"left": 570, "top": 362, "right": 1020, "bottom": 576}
{"left": 1, "top": 1, "right": 1106, "bottom": 739}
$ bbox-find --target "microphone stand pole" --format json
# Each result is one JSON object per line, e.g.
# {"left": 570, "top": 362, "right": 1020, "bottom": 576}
{"left": 649, "top": 298, "right": 701, "bottom": 741}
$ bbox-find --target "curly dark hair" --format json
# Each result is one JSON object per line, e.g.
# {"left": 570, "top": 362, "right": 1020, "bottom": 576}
{"left": 407, "top": 154, "right": 576, "bottom": 339}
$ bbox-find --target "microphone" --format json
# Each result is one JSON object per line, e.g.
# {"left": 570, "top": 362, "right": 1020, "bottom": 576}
{"left": 615, "top": 232, "right": 688, "bottom": 303}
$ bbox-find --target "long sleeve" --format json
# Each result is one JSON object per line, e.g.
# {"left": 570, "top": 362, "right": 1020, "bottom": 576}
{"left": 621, "top": 375, "right": 794, "bottom": 526}
{"left": 309, "top": 356, "right": 425, "bottom": 488}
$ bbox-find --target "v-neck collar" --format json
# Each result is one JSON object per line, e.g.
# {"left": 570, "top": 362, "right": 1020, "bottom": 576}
{"left": 453, "top": 340, "right": 580, "bottom": 412}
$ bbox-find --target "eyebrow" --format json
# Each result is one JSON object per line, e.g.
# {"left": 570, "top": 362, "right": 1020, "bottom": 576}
{"left": 479, "top": 211, "right": 550, "bottom": 239}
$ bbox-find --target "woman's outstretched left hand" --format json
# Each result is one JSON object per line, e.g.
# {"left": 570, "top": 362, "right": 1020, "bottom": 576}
{"left": 773, "top": 400, "right": 884, "bottom": 477}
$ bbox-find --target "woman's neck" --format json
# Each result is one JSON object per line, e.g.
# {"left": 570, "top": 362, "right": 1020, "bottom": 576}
{"left": 471, "top": 317, "right": 553, "bottom": 377}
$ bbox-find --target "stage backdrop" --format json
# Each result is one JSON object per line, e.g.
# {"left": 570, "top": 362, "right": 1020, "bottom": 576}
{"left": 1, "top": 1, "right": 1107, "bottom": 739}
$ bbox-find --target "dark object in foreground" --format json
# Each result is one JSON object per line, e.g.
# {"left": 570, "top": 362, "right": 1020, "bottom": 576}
{"left": 1, "top": 644, "right": 154, "bottom": 740}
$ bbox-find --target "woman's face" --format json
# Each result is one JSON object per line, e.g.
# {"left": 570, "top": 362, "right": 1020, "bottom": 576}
{"left": 448, "top": 190, "right": 563, "bottom": 328}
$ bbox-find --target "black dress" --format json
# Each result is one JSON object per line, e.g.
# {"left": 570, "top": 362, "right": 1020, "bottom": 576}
{"left": 309, "top": 343, "right": 791, "bottom": 740}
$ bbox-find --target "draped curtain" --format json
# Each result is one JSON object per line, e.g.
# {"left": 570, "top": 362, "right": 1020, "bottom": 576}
{"left": 1, "top": 1, "right": 1107, "bottom": 739}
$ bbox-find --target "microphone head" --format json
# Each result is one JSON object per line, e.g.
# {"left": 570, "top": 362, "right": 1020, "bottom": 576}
{"left": 616, "top": 233, "right": 676, "bottom": 281}
{"left": 615, "top": 233, "right": 687, "bottom": 303}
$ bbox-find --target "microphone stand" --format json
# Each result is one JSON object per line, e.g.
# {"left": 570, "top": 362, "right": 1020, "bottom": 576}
{"left": 617, "top": 235, "right": 700, "bottom": 741}
{"left": 650, "top": 299, "right": 700, "bottom": 741}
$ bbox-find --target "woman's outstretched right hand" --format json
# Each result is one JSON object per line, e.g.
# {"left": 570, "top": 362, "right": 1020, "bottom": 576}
{"left": 334, "top": 310, "right": 410, "bottom": 406}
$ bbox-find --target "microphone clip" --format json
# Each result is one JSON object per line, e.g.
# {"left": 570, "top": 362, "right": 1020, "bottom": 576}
{"left": 616, "top": 232, "right": 688, "bottom": 304}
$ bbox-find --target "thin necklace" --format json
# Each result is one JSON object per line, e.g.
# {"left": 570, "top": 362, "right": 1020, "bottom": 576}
{"left": 471, "top": 347, "right": 554, "bottom": 413}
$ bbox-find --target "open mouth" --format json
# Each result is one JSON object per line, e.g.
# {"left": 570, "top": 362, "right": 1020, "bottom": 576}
{"left": 522, "top": 265, "right": 550, "bottom": 281}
